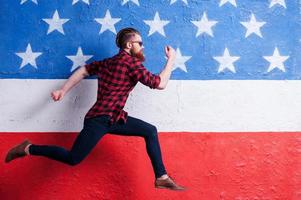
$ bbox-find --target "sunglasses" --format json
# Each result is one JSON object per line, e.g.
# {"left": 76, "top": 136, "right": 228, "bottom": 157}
{"left": 131, "top": 41, "right": 143, "bottom": 47}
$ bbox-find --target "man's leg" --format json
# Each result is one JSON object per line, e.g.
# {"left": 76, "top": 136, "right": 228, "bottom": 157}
{"left": 109, "top": 116, "right": 185, "bottom": 190}
{"left": 10, "top": 116, "right": 110, "bottom": 165}
{"left": 109, "top": 116, "right": 167, "bottom": 178}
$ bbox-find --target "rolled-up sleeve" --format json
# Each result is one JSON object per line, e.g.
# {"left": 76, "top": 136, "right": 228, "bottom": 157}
{"left": 85, "top": 61, "right": 102, "bottom": 76}
{"left": 128, "top": 59, "right": 161, "bottom": 89}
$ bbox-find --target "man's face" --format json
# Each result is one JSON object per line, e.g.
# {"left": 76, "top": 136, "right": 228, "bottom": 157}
{"left": 129, "top": 34, "right": 145, "bottom": 62}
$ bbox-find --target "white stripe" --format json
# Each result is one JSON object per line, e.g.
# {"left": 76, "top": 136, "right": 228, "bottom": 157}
{"left": 1, "top": 79, "right": 301, "bottom": 132}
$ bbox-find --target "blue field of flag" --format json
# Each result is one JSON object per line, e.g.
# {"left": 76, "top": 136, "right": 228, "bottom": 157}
{"left": 0, "top": 0, "right": 300, "bottom": 80}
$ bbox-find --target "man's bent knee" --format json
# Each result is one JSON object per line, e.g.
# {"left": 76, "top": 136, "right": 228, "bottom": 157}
{"left": 67, "top": 155, "right": 84, "bottom": 166}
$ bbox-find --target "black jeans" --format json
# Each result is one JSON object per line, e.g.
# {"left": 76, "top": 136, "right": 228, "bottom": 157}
{"left": 29, "top": 115, "right": 167, "bottom": 178}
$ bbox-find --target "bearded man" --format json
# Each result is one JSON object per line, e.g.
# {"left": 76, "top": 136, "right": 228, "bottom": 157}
{"left": 5, "top": 27, "right": 185, "bottom": 191}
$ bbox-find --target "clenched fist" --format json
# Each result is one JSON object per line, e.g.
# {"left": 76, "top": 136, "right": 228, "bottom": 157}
{"left": 51, "top": 89, "right": 65, "bottom": 101}
{"left": 165, "top": 46, "right": 176, "bottom": 60}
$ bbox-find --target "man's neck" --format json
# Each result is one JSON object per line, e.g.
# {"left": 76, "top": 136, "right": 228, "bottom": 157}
{"left": 122, "top": 48, "right": 131, "bottom": 55}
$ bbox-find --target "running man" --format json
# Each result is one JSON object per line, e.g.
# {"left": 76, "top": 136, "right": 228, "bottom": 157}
{"left": 5, "top": 27, "right": 185, "bottom": 191}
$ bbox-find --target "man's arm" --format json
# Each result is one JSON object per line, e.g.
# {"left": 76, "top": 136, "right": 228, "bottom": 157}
{"left": 51, "top": 66, "right": 89, "bottom": 101}
{"left": 157, "top": 46, "right": 176, "bottom": 90}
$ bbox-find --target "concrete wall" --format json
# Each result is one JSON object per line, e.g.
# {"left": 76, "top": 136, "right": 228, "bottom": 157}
{"left": 2, "top": 133, "right": 301, "bottom": 200}
{"left": 1, "top": 0, "right": 301, "bottom": 199}
{"left": 2, "top": 80, "right": 301, "bottom": 132}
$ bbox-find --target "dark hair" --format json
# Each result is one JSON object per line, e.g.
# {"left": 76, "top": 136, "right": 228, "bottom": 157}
{"left": 116, "top": 27, "right": 140, "bottom": 49}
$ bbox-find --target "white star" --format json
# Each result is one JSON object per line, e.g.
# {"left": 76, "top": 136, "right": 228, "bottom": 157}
{"left": 263, "top": 47, "right": 289, "bottom": 72}
{"left": 20, "top": 0, "right": 38, "bottom": 4}
{"left": 219, "top": 0, "right": 237, "bottom": 7}
{"left": 269, "top": 0, "right": 286, "bottom": 8}
{"left": 170, "top": 0, "right": 188, "bottom": 5}
{"left": 95, "top": 10, "right": 121, "bottom": 34}
{"left": 213, "top": 48, "right": 240, "bottom": 73}
{"left": 72, "top": 0, "right": 90, "bottom": 5}
{"left": 144, "top": 12, "right": 170, "bottom": 37}
{"left": 122, "top": 0, "right": 140, "bottom": 6}
{"left": 66, "top": 47, "right": 93, "bottom": 72}
{"left": 43, "top": 10, "right": 69, "bottom": 35}
{"left": 191, "top": 12, "right": 218, "bottom": 37}
{"left": 172, "top": 48, "right": 192, "bottom": 73}
{"left": 15, "top": 44, "right": 42, "bottom": 69}
{"left": 240, "top": 13, "right": 266, "bottom": 38}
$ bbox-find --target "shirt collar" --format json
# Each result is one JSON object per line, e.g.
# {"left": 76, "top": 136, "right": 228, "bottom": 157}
{"left": 119, "top": 49, "right": 131, "bottom": 57}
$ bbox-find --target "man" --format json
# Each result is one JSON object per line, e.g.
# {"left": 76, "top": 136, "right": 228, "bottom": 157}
{"left": 5, "top": 27, "right": 185, "bottom": 191}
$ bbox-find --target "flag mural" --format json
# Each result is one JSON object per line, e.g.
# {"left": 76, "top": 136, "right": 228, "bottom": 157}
{"left": 1, "top": 0, "right": 301, "bottom": 132}
{"left": 1, "top": 0, "right": 300, "bottom": 80}
{"left": 1, "top": 0, "right": 301, "bottom": 199}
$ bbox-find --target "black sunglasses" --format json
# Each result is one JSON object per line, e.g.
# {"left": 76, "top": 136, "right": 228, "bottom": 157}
{"left": 131, "top": 41, "right": 143, "bottom": 47}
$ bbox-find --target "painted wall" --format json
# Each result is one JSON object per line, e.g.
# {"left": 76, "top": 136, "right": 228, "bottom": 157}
{"left": 2, "top": 0, "right": 301, "bottom": 199}
{"left": 2, "top": 133, "right": 301, "bottom": 200}
{"left": 2, "top": 80, "right": 301, "bottom": 132}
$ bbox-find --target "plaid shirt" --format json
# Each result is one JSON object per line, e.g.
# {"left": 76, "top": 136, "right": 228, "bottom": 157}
{"left": 84, "top": 50, "right": 161, "bottom": 124}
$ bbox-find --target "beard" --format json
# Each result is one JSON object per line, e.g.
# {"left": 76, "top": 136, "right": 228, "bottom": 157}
{"left": 130, "top": 49, "right": 145, "bottom": 62}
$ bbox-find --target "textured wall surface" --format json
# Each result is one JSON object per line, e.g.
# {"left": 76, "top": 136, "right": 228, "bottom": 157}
{"left": 1, "top": 1, "right": 300, "bottom": 79}
{"left": 1, "top": 132, "right": 301, "bottom": 200}
{"left": 2, "top": 80, "right": 301, "bottom": 132}
{"left": 2, "top": 0, "right": 301, "bottom": 199}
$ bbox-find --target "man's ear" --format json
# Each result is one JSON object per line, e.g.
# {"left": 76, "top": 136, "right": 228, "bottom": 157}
{"left": 125, "top": 42, "right": 132, "bottom": 49}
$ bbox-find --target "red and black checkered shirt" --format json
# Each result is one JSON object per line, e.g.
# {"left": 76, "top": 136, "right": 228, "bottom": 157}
{"left": 84, "top": 50, "right": 161, "bottom": 124}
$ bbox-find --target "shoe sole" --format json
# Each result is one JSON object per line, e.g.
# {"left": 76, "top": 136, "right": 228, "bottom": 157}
{"left": 155, "top": 185, "right": 185, "bottom": 191}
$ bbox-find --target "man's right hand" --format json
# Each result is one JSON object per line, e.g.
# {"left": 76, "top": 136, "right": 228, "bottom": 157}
{"left": 51, "top": 89, "right": 65, "bottom": 101}
{"left": 165, "top": 46, "right": 176, "bottom": 60}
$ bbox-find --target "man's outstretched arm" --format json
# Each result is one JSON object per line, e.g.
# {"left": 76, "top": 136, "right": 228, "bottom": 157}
{"left": 157, "top": 46, "right": 176, "bottom": 90}
{"left": 51, "top": 66, "right": 90, "bottom": 101}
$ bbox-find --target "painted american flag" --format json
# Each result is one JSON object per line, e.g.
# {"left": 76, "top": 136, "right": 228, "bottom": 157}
{"left": 1, "top": 0, "right": 301, "bottom": 132}
{"left": 0, "top": 0, "right": 298, "bottom": 80}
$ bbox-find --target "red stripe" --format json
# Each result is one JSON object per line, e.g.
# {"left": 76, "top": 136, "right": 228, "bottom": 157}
{"left": 1, "top": 132, "right": 301, "bottom": 199}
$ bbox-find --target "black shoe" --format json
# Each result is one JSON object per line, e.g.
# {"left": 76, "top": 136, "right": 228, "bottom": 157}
{"left": 5, "top": 139, "right": 31, "bottom": 163}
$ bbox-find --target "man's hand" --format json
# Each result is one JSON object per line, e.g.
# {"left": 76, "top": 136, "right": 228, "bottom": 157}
{"left": 51, "top": 89, "right": 65, "bottom": 101}
{"left": 157, "top": 46, "right": 176, "bottom": 90}
{"left": 165, "top": 46, "right": 176, "bottom": 60}
{"left": 50, "top": 66, "right": 88, "bottom": 102}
